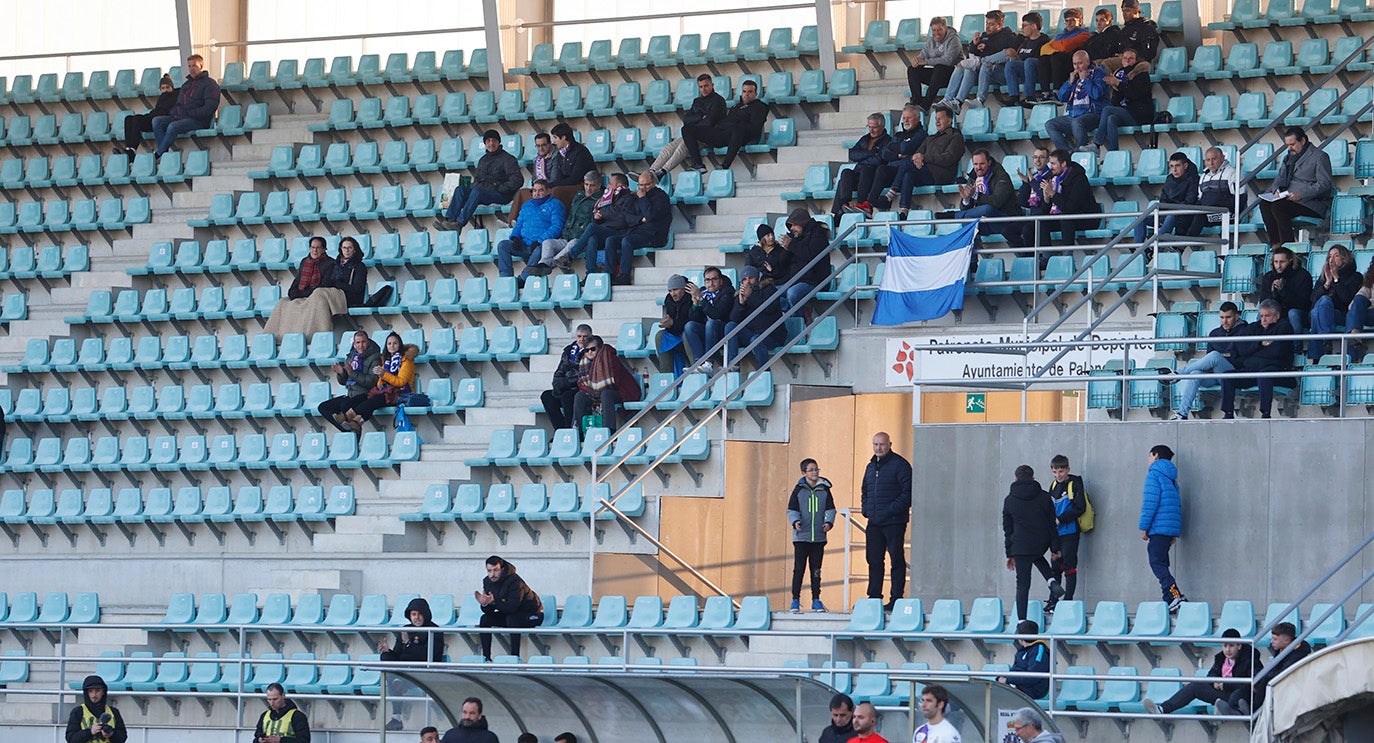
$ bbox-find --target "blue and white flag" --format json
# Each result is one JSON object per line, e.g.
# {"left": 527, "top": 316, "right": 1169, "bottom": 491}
{"left": 871, "top": 221, "right": 979, "bottom": 325}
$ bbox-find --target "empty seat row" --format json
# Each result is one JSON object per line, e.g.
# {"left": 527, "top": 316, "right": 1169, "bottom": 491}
{"left": 0, "top": 244, "right": 88, "bottom": 281}
{"left": 0, "top": 485, "right": 356, "bottom": 530}
{"left": 0, "top": 196, "right": 150, "bottom": 234}
{"left": 0, "top": 377, "right": 483, "bottom": 426}
{"left": 1, "top": 150, "right": 210, "bottom": 191}
{"left": 85, "top": 650, "right": 380, "bottom": 695}
{"left": 1155, "top": 37, "right": 1374, "bottom": 84}
{"left": 626, "top": 372, "right": 776, "bottom": 411}
{"left": 189, "top": 184, "right": 440, "bottom": 227}
{"left": 0, "top": 66, "right": 183, "bottom": 105}
{"left": 1153, "top": 89, "right": 1372, "bottom": 134}
{"left": 1209, "top": 0, "right": 1374, "bottom": 31}
{"left": 6, "top": 324, "right": 548, "bottom": 377}
{"left": 0, "top": 105, "right": 267, "bottom": 148}
{"left": 221, "top": 50, "right": 491, "bottom": 93}
{"left": 466, "top": 424, "right": 711, "bottom": 469}
{"left": 0, "top": 430, "right": 419, "bottom": 475}
{"left": 973, "top": 251, "right": 1220, "bottom": 298}
{"left": 404, "top": 482, "right": 646, "bottom": 524}
{"left": 0, "top": 591, "right": 100, "bottom": 625}
{"left": 511, "top": 27, "right": 827, "bottom": 76}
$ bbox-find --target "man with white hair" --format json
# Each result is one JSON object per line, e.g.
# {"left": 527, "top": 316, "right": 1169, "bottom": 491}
{"left": 1008, "top": 708, "right": 1063, "bottom": 742}
{"left": 1176, "top": 146, "right": 1243, "bottom": 237}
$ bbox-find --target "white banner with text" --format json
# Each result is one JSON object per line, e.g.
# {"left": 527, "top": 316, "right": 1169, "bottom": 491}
{"left": 885, "top": 331, "right": 1157, "bottom": 387}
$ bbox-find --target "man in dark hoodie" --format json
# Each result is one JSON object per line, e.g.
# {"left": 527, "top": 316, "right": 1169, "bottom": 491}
{"left": 1134, "top": 152, "right": 1199, "bottom": 244}
{"left": 1223, "top": 622, "right": 1311, "bottom": 715}
{"left": 831, "top": 113, "right": 893, "bottom": 219}
{"left": 442, "top": 698, "right": 500, "bottom": 743}
{"left": 476, "top": 555, "right": 543, "bottom": 661}
{"left": 1037, "top": 149, "right": 1099, "bottom": 248}
{"left": 252, "top": 683, "right": 310, "bottom": 743}
{"left": 118, "top": 74, "right": 176, "bottom": 161}
{"left": 1220, "top": 299, "right": 1296, "bottom": 419}
{"left": 1002, "top": 465, "right": 1065, "bottom": 622}
{"left": 66, "top": 674, "right": 127, "bottom": 743}
{"left": 781, "top": 208, "right": 832, "bottom": 315}
{"left": 861, "top": 432, "right": 913, "bottom": 610}
{"left": 152, "top": 54, "right": 220, "bottom": 156}
{"left": 380, "top": 597, "right": 447, "bottom": 731}
{"left": 319, "top": 331, "right": 383, "bottom": 432}
{"left": 816, "top": 693, "right": 855, "bottom": 743}
{"left": 726, "top": 266, "right": 785, "bottom": 367}
{"left": 684, "top": 266, "right": 735, "bottom": 371}
{"left": 999, "top": 619, "right": 1052, "bottom": 699}
{"left": 787, "top": 458, "right": 837, "bottom": 613}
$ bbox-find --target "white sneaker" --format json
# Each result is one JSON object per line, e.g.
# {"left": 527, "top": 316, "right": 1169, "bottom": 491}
{"left": 1168, "top": 411, "right": 1187, "bottom": 421}
{"left": 695, "top": 361, "right": 714, "bottom": 375}
{"left": 1142, "top": 698, "right": 1160, "bottom": 715}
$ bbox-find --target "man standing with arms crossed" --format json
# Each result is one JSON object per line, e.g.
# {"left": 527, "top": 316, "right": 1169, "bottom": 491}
{"left": 862, "top": 432, "right": 913, "bottom": 611}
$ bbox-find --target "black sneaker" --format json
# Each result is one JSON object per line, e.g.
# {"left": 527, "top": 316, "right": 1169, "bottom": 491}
{"left": 385, "top": 717, "right": 404, "bottom": 731}
{"left": 525, "top": 264, "right": 553, "bottom": 277}
{"left": 1048, "top": 579, "right": 1066, "bottom": 602}
{"left": 1168, "top": 595, "right": 1187, "bottom": 613}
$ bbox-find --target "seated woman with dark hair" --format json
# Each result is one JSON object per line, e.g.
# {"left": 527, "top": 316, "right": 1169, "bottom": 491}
{"left": 265, "top": 235, "right": 369, "bottom": 337}
{"left": 571, "top": 336, "right": 642, "bottom": 431}
{"left": 339, "top": 331, "right": 418, "bottom": 434}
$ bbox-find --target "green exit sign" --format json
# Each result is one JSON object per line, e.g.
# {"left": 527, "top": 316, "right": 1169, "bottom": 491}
{"left": 966, "top": 393, "right": 986, "bottom": 413}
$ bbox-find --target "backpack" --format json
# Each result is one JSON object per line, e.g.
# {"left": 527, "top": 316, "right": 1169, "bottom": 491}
{"left": 1070, "top": 479, "right": 1096, "bottom": 533}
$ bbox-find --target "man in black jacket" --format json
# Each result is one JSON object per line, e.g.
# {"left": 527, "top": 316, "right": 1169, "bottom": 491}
{"left": 1220, "top": 299, "right": 1296, "bottom": 419}
{"left": 1119, "top": 0, "right": 1160, "bottom": 63}
{"left": 1223, "top": 621, "right": 1311, "bottom": 714}
{"left": 1133, "top": 151, "right": 1199, "bottom": 243}
{"left": 547, "top": 122, "right": 596, "bottom": 206}
{"left": 1083, "top": 8, "right": 1124, "bottom": 61}
{"left": 1168, "top": 301, "right": 1248, "bottom": 420}
{"left": 725, "top": 265, "right": 785, "bottom": 367}
{"left": 152, "top": 54, "right": 220, "bottom": 156}
{"left": 437, "top": 130, "right": 522, "bottom": 232}
{"left": 65, "top": 675, "right": 128, "bottom": 743}
{"left": 1002, "top": 465, "right": 1064, "bottom": 622}
{"left": 935, "top": 9, "right": 1019, "bottom": 114}
{"left": 1092, "top": 48, "right": 1153, "bottom": 156}
{"left": 1144, "top": 628, "right": 1263, "bottom": 714}
{"left": 540, "top": 324, "right": 593, "bottom": 429}
{"left": 816, "top": 693, "right": 855, "bottom": 743}
{"left": 781, "top": 208, "right": 832, "bottom": 313}
{"left": 684, "top": 267, "right": 735, "bottom": 371}
{"left": 605, "top": 171, "right": 672, "bottom": 285}
{"left": 643, "top": 74, "right": 727, "bottom": 177}
{"left": 580, "top": 172, "right": 637, "bottom": 275}
{"left": 1255, "top": 246, "right": 1313, "bottom": 336}
{"left": 861, "top": 432, "right": 913, "bottom": 610}
{"left": 681, "top": 78, "right": 768, "bottom": 170}
{"left": 1037, "top": 149, "right": 1100, "bottom": 248}
{"left": 441, "top": 698, "right": 500, "bottom": 743}
{"left": 831, "top": 113, "right": 893, "bottom": 219}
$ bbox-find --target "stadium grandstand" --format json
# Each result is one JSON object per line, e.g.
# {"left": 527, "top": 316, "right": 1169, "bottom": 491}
{"left": 3, "top": 0, "right": 1374, "bottom": 741}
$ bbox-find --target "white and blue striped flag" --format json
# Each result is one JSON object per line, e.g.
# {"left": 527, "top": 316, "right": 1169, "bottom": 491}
{"left": 871, "top": 221, "right": 979, "bottom": 325}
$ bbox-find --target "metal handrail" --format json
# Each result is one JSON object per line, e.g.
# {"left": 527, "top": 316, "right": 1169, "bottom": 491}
{"left": 210, "top": 26, "right": 487, "bottom": 50}
{"left": 0, "top": 45, "right": 179, "bottom": 63}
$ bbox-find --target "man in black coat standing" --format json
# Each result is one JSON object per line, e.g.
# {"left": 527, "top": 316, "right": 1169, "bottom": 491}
{"left": 1002, "top": 465, "right": 1065, "bottom": 622}
{"left": 861, "top": 431, "right": 913, "bottom": 611}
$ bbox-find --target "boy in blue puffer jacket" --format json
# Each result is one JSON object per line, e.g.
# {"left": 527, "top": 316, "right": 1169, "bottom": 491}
{"left": 1139, "top": 444, "right": 1188, "bottom": 611}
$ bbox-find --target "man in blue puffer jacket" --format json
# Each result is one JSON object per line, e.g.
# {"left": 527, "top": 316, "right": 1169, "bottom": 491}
{"left": 496, "top": 179, "right": 566, "bottom": 279}
{"left": 152, "top": 54, "right": 221, "bottom": 156}
{"left": 1139, "top": 444, "right": 1188, "bottom": 612}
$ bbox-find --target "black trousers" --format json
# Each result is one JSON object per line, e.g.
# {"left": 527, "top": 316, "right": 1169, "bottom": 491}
{"left": 1013, "top": 554, "right": 1055, "bottom": 621}
{"left": 573, "top": 388, "right": 623, "bottom": 430}
{"left": 1045, "top": 52, "right": 1075, "bottom": 90}
{"left": 832, "top": 164, "right": 896, "bottom": 215}
{"left": 318, "top": 393, "right": 367, "bottom": 419}
{"left": 1050, "top": 531, "right": 1081, "bottom": 600}
{"left": 541, "top": 387, "right": 577, "bottom": 430}
{"left": 1162, "top": 681, "right": 1229, "bottom": 713}
{"left": 478, "top": 610, "right": 544, "bottom": 659}
{"left": 1259, "top": 198, "right": 1322, "bottom": 245}
{"left": 347, "top": 392, "right": 393, "bottom": 422}
{"left": 866, "top": 522, "right": 908, "bottom": 601}
{"left": 908, "top": 64, "right": 954, "bottom": 106}
{"left": 122, "top": 112, "right": 157, "bottom": 150}
{"left": 681, "top": 123, "right": 752, "bottom": 168}
{"left": 791, "top": 542, "right": 826, "bottom": 600}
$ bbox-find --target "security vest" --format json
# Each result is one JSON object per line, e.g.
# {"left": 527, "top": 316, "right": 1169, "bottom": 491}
{"left": 80, "top": 704, "right": 118, "bottom": 737}
{"left": 259, "top": 708, "right": 298, "bottom": 738}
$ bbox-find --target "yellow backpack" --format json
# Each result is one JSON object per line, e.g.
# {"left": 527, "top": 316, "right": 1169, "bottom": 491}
{"left": 1070, "top": 480, "right": 1095, "bottom": 533}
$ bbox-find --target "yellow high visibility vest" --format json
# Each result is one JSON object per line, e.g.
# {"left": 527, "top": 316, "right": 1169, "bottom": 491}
{"left": 80, "top": 704, "right": 118, "bottom": 736}
{"left": 259, "top": 708, "right": 298, "bottom": 738}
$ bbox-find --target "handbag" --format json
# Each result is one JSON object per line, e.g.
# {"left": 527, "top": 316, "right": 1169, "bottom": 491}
{"left": 401, "top": 393, "right": 431, "bottom": 408}
{"left": 368, "top": 384, "right": 402, "bottom": 406}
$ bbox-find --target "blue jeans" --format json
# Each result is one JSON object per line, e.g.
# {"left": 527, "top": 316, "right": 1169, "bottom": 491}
{"left": 1045, "top": 113, "right": 1101, "bottom": 152}
{"left": 944, "top": 52, "right": 1008, "bottom": 103}
{"left": 580, "top": 223, "right": 623, "bottom": 273}
{"left": 725, "top": 322, "right": 781, "bottom": 367}
{"left": 890, "top": 159, "right": 936, "bottom": 208}
{"left": 1004, "top": 57, "right": 1040, "bottom": 99}
{"left": 1350, "top": 295, "right": 1371, "bottom": 332}
{"left": 151, "top": 116, "right": 201, "bottom": 155}
{"left": 444, "top": 186, "right": 506, "bottom": 226}
{"left": 1094, "top": 105, "right": 1136, "bottom": 151}
{"left": 1146, "top": 534, "right": 1182, "bottom": 603}
{"left": 1308, "top": 294, "right": 1361, "bottom": 361}
{"left": 1174, "top": 350, "right": 1236, "bottom": 416}
{"left": 782, "top": 282, "right": 817, "bottom": 312}
{"left": 684, "top": 319, "right": 725, "bottom": 361}
{"left": 496, "top": 238, "right": 534, "bottom": 278}
{"left": 1133, "top": 213, "right": 1180, "bottom": 244}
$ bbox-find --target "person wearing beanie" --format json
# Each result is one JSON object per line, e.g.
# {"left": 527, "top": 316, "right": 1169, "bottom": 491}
{"left": 437, "top": 129, "right": 522, "bottom": 232}
{"left": 745, "top": 223, "right": 793, "bottom": 293}
{"left": 1143, "top": 628, "right": 1263, "bottom": 715}
{"left": 657, "top": 274, "right": 693, "bottom": 376}
{"left": 726, "top": 263, "right": 785, "bottom": 367}
{"left": 116, "top": 74, "right": 177, "bottom": 161}
{"left": 779, "top": 208, "right": 831, "bottom": 315}
{"left": 379, "top": 597, "right": 446, "bottom": 730}
{"left": 999, "top": 620, "right": 1052, "bottom": 700}
{"left": 66, "top": 675, "right": 128, "bottom": 743}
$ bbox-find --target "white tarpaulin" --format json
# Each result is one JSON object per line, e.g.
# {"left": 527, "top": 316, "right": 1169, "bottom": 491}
{"left": 1265, "top": 637, "right": 1374, "bottom": 741}
{"left": 884, "top": 331, "right": 1155, "bottom": 387}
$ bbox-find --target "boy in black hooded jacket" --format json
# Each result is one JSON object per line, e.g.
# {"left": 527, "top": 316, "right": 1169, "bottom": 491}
{"left": 66, "top": 675, "right": 128, "bottom": 743}
{"left": 380, "top": 597, "right": 446, "bottom": 730}
{"left": 1002, "top": 465, "right": 1065, "bottom": 622}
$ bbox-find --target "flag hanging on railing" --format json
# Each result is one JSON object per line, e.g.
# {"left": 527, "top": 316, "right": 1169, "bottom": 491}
{"left": 871, "top": 221, "right": 979, "bottom": 325}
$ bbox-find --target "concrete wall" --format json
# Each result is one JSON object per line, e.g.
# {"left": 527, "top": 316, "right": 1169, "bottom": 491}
{"left": 909, "top": 419, "right": 1374, "bottom": 610}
